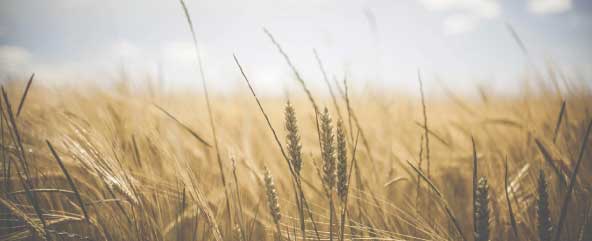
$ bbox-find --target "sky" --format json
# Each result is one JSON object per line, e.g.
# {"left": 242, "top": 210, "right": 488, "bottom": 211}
{"left": 0, "top": 0, "right": 591, "bottom": 95}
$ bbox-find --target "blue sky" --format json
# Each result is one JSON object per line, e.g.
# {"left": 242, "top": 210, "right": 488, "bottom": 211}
{"left": 0, "top": 0, "right": 591, "bottom": 95}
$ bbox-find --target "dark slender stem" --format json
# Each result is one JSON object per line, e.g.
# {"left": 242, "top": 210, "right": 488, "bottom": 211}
{"left": 552, "top": 100, "right": 566, "bottom": 143}
{"left": 504, "top": 157, "right": 520, "bottom": 240}
{"left": 16, "top": 73, "right": 34, "bottom": 117}
{"left": 178, "top": 1, "right": 232, "bottom": 233}
{"left": 47, "top": 141, "right": 90, "bottom": 223}
{"left": 554, "top": 119, "right": 592, "bottom": 241}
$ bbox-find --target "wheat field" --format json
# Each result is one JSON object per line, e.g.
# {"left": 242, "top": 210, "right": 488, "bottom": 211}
{"left": 1, "top": 1, "right": 592, "bottom": 240}
{"left": 0, "top": 65, "right": 591, "bottom": 241}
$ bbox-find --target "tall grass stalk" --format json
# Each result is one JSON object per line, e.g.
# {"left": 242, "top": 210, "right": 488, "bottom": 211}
{"left": 47, "top": 141, "right": 90, "bottom": 223}
{"left": 177, "top": 0, "right": 232, "bottom": 232}
{"left": 284, "top": 101, "right": 307, "bottom": 240}
{"left": 407, "top": 160, "right": 467, "bottom": 241}
{"left": 418, "top": 70, "right": 431, "bottom": 179}
{"left": 320, "top": 108, "right": 336, "bottom": 241}
{"left": 552, "top": 100, "right": 566, "bottom": 143}
{"left": 231, "top": 158, "right": 247, "bottom": 241}
{"left": 475, "top": 177, "right": 489, "bottom": 241}
{"left": 234, "top": 54, "right": 321, "bottom": 241}
{"left": 537, "top": 170, "right": 553, "bottom": 241}
{"left": 264, "top": 167, "right": 282, "bottom": 241}
{"left": 313, "top": 49, "right": 343, "bottom": 120}
{"left": 335, "top": 77, "right": 377, "bottom": 178}
{"left": 554, "top": 119, "right": 592, "bottom": 241}
{"left": 1, "top": 87, "right": 47, "bottom": 232}
{"left": 336, "top": 119, "right": 347, "bottom": 241}
{"left": 578, "top": 203, "right": 592, "bottom": 241}
{"left": 504, "top": 157, "right": 520, "bottom": 240}
{"left": 472, "top": 137, "right": 478, "bottom": 234}
{"left": 263, "top": 28, "right": 319, "bottom": 114}
{"left": 16, "top": 73, "right": 34, "bottom": 117}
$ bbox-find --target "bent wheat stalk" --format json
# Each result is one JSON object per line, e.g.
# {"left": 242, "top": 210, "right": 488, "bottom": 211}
{"left": 177, "top": 0, "right": 232, "bottom": 232}
{"left": 475, "top": 177, "right": 489, "bottom": 241}
{"left": 264, "top": 167, "right": 282, "bottom": 241}
{"left": 16, "top": 73, "right": 34, "bottom": 117}
{"left": 554, "top": 119, "right": 592, "bottom": 241}
{"left": 407, "top": 160, "right": 467, "bottom": 241}
{"left": 234, "top": 54, "right": 321, "bottom": 241}
{"left": 504, "top": 157, "right": 520, "bottom": 240}
{"left": 538, "top": 170, "right": 553, "bottom": 241}
{"left": 47, "top": 140, "right": 90, "bottom": 223}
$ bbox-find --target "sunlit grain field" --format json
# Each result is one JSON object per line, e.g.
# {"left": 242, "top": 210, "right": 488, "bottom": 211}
{"left": 1, "top": 1, "right": 591, "bottom": 240}
{"left": 0, "top": 70, "right": 590, "bottom": 241}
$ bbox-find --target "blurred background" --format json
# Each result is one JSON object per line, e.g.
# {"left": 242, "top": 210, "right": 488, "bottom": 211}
{"left": 0, "top": 0, "right": 591, "bottom": 96}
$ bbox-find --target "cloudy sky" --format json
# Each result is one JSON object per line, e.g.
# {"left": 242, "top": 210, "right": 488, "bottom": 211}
{"left": 0, "top": 0, "right": 591, "bottom": 95}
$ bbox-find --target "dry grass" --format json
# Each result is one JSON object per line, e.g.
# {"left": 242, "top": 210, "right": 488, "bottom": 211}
{"left": 0, "top": 69, "right": 590, "bottom": 241}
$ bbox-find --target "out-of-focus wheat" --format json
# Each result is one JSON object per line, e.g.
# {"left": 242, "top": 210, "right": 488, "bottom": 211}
{"left": 0, "top": 70, "right": 590, "bottom": 241}
{"left": 537, "top": 170, "right": 553, "bottom": 241}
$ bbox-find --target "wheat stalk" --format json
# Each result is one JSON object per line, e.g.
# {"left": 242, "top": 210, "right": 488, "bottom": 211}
{"left": 177, "top": 1, "right": 232, "bottom": 233}
{"left": 283, "top": 101, "right": 309, "bottom": 241}
{"left": 475, "top": 177, "right": 489, "bottom": 241}
{"left": 552, "top": 100, "right": 566, "bottom": 143}
{"left": 16, "top": 73, "right": 34, "bottom": 117}
{"left": 313, "top": 49, "right": 343, "bottom": 120}
{"left": 285, "top": 101, "right": 303, "bottom": 176}
{"left": 504, "top": 157, "right": 520, "bottom": 240}
{"left": 537, "top": 170, "right": 553, "bottom": 241}
{"left": 336, "top": 119, "right": 347, "bottom": 204}
{"left": 320, "top": 107, "right": 337, "bottom": 241}
{"left": 407, "top": 160, "right": 467, "bottom": 241}
{"left": 264, "top": 167, "right": 282, "bottom": 241}
{"left": 578, "top": 203, "right": 592, "bottom": 241}
{"left": 0, "top": 196, "right": 48, "bottom": 241}
{"left": 320, "top": 108, "right": 336, "bottom": 193}
{"left": 47, "top": 140, "right": 90, "bottom": 223}
{"left": 554, "top": 119, "right": 592, "bottom": 241}
{"left": 234, "top": 54, "right": 321, "bottom": 240}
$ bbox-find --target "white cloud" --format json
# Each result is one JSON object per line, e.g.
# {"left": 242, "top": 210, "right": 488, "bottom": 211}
{"left": 0, "top": 41, "right": 159, "bottom": 87}
{"left": 419, "top": 0, "right": 500, "bottom": 34}
{"left": 0, "top": 45, "right": 32, "bottom": 74}
{"left": 443, "top": 14, "right": 479, "bottom": 35}
{"left": 420, "top": 0, "right": 501, "bottom": 18}
{"left": 161, "top": 42, "right": 196, "bottom": 65}
{"left": 528, "top": 0, "right": 572, "bottom": 14}
{"left": 107, "top": 40, "right": 147, "bottom": 65}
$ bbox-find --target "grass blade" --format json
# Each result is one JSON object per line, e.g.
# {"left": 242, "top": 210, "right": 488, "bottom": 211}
{"left": 472, "top": 137, "right": 478, "bottom": 234}
{"left": 153, "top": 104, "right": 211, "bottom": 147}
{"left": 554, "top": 119, "right": 592, "bottom": 241}
{"left": 504, "top": 157, "right": 520, "bottom": 240}
{"left": 16, "top": 73, "right": 34, "bottom": 117}
{"left": 535, "top": 138, "right": 567, "bottom": 186}
{"left": 407, "top": 160, "right": 467, "bottom": 241}
{"left": 46, "top": 140, "right": 90, "bottom": 223}
{"left": 552, "top": 100, "right": 566, "bottom": 143}
{"left": 313, "top": 49, "right": 342, "bottom": 121}
{"left": 177, "top": 1, "right": 231, "bottom": 230}
{"left": 505, "top": 23, "right": 528, "bottom": 56}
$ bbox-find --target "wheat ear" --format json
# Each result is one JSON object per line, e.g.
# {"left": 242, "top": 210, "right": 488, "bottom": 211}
{"left": 475, "top": 177, "right": 490, "bottom": 241}
{"left": 285, "top": 101, "right": 302, "bottom": 176}
{"left": 264, "top": 167, "right": 282, "bottom": 241}
{"left": 537, "top": 170, "right": 553, "bottom": 241}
